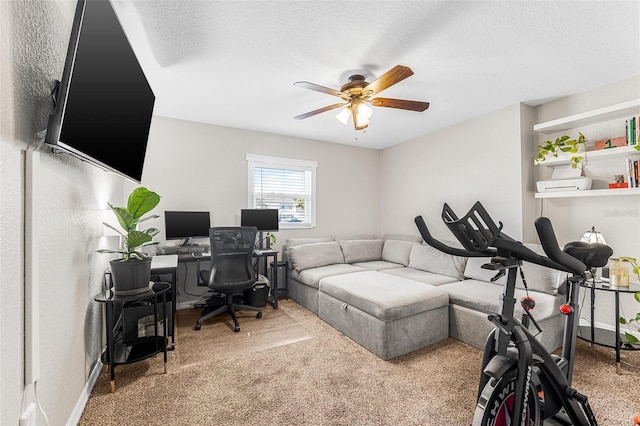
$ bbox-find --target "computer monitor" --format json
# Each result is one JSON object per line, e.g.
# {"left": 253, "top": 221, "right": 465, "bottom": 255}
{"left": 240, "top": 209, "right": 279, "bottom": 232}
{"left": 164, "top": 211, "right": 211, "bottom": 245}
{"left": 241, "top": 209, "right": 278, "bottom": 249}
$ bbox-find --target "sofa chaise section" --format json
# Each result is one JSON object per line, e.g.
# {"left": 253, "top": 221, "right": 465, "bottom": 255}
{"left": 318, "top": 270, "right": 450, "bottom": 360}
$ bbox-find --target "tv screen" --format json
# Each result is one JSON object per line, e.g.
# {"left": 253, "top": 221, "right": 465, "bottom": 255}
{"left": 164, "top": 211, "right": 211, "bottom": 240}
{"left": 241, "top": 209, "right": 279, "bottom": 232}
{"left": 44, "top": 0, "right": 155, "bottom": 183}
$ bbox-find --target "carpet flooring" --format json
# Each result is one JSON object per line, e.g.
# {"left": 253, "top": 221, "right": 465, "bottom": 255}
{"left": 79, "top": 298, "right": 640, "bottom": 425}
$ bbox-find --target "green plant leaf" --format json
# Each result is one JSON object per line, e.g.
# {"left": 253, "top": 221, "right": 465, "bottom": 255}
{"left": 137, "top": 214, "right": 160, "bottom": 224}
{"left": 102, "top": 222, "right": 124, "bottom": 236}
{"left": 127, "top": 187, "right": 160, "bottom": 221}
{"left": 619, "top": 317, "right": 628, "bottom": 325}
{"left": 143, "top": 228, "right": 159, "bottom": 237}
{"left": 110, "top": 205, "right": 137, "bottom": 232}
{"left": 96, "top": 248, "right": 126, "bottom": 255}
{"left": 623, "top": 332, "right": 639, "bottom": 344}
{"left": 634, "top": 292, "right": 640, "bottom": 303}
{"left": 126, "top": 230, "right": 152, "bottom": 249}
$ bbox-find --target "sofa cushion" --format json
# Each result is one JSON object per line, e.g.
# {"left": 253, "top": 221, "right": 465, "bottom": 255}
{"left": 319, "top": 271, "right": 449, "bottom": 322}
{"left": 291, "top": 264, "right": 367, "bottom": 289}
{"left": 463, "top": 243, "right": 560, "bottom": 295}
{"left": 351, "top": 260, "right": 405, "bottom": 271}
{"left": 409, "top": 244, "right": 467, "bottom": 280}
{"left": 381, "top": 267, "right": 461, "bottom": 286}
{"left": 382, "top": 240, "right": 415, "bottom": 266}
{"left": 340, "top": 239, "right": 384, "bottom": 264}
{"left": 440, "top": 279, "right": 563, "bottom": 321}
{"left": 286, "top": 237, "right": 334, "bottom": 248}
{"left": 288, "top": 241, "right": 344, "bottom": 272}
{"left": 382, "top": 233, "right": 423, "bottom": 243}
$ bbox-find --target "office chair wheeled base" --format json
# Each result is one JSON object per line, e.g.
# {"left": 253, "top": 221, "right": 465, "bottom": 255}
{"left": 195, "top": 293, "right": 262, "bottom": 332}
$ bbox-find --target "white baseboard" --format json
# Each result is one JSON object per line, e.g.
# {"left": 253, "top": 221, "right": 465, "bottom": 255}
{"left": 66, "top": 358, "right": 103, "bottom": 426}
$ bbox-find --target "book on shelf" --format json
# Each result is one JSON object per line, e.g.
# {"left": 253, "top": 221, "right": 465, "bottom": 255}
{"left": 625, "top": 158, "right": 639, "bottom": 188}
{"left": 627, "top": 116, "right": 637, "bottom": 146}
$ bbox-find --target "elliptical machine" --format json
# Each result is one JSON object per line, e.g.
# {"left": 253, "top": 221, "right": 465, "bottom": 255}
{"left": 415, "top": 201, "right": 612, "bottom": 426}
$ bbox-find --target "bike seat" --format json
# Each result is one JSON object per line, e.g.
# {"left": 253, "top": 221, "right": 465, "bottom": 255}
{"left": 563, "top": 241, "right": 613, "bottom": 268}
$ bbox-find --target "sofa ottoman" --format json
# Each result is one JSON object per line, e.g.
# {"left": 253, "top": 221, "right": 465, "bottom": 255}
{"left": 318, "top": 271, "right": 449, "bottom": 360}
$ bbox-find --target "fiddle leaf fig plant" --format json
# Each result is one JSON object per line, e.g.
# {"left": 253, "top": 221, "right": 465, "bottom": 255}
{"left": 536, "top": 132, "right": 587, "bottom": 169}
{"left": 98, "top": 187, "right": 161, "bottom": 261}
{"left": 617, "top": 256, "right": 640, "bottom": 345}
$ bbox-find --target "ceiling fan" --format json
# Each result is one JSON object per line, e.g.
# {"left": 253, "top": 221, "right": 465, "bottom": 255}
{"left": 293, "top": 65, "right": 429, "bottom": 131}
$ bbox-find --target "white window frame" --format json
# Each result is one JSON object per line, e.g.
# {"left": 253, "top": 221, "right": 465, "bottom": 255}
{"left": 246, "top": 154, "right": 318, "bottom": 229}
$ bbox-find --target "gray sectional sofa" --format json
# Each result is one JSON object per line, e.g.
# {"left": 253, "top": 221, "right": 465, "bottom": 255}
{"left": 285, "top": 235, "right": 566, "bottom": 360}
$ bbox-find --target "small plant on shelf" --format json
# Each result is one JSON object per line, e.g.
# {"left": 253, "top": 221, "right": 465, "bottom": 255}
{"left": 617, "top": 256, "right": 640, "bottom": 345}
{"left": 535, "top": 132, "right": 587, "bottom": 169}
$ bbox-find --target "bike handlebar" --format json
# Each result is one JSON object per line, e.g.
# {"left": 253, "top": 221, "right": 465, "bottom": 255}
{"left": 415, "top": 202, "right": 587, "bottom": 275}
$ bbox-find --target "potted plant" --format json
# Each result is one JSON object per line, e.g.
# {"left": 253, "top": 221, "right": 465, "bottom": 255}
{"left": 535, "top": 132, "right": 587, "bottom": 169}
{"left": 616, "top": 256, "right": 640, "bottom": 345}
{"left": 98, "top": 187, "right": 161, "bottom": 295}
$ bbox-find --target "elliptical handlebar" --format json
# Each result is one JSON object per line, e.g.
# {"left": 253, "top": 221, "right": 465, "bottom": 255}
{"left": 415, "top": 201, "right": 588, "bottom": 276}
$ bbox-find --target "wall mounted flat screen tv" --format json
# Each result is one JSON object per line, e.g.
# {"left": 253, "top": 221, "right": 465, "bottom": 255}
{"left": 164, "top": 211, "right": 211, "bottom": 241}
{"left": 240, "top": 209, "right": 279, "bottom": 232}
{"left": 44, "top": 0, "right": 155, "bottom": 183}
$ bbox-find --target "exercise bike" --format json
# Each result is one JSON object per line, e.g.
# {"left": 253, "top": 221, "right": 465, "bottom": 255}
{"left": 414, "top": 201, "right": 612, "bottom": 426}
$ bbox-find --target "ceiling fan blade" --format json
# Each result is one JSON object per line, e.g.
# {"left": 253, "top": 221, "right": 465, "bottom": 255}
{"left": 362, "top": 65, "right": 414, "bottom": 98}
{"left": 294, "top": 81, "right": 348, "bottom": 98}
{"left": 294, "top": 103, "right": 346, "bottom": 120}
{"left": 370, "top": 97, "right": 430, "bottom": 112}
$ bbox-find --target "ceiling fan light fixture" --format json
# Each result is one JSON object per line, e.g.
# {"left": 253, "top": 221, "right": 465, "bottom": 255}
{"left": 336, "top": 107, "right": 351, "bottom": 125}
{"left": 356, "top": 103, "right": 373, "bottom": 123}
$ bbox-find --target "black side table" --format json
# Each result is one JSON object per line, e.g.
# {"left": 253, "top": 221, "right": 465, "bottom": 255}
{"left": 95, "top": 282, "right": 171, "bottom": 392}
{"left": 578, "top": 281, "right": 640, "bottom": 374}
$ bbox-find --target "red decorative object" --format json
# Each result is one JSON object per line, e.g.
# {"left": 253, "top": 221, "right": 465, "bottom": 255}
{"left": 608, "top": 182, "right": 629, "bottom": 189}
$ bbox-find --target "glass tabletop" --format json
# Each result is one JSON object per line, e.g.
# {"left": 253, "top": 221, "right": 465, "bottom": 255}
{"left": 94, "top": 281, "right": 171, "bottom": 303}
{"left": 580, "top": 280, "right": 640, "bottom": 294}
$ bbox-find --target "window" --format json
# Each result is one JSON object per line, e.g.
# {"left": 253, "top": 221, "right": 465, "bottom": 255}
{"left": 246, "top": 154, "right": 317, "bottom": 229}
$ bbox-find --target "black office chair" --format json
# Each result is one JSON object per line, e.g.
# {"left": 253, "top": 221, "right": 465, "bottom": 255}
{"left": 195, "top": 226, "right": 262, "bottom": 332}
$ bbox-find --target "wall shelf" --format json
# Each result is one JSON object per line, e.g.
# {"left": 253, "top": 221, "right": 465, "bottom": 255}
{"left": 535, "top": 187, "right": 640, "bottom": 199}
{"left": 534, "top": 99, "right": 640, "bottom": 134}
{"left": 534, "top": 145, "right": 640, "bottom": 167}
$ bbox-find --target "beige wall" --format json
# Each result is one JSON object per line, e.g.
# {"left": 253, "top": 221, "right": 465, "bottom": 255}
{"left": 379, "top": 103, "right": 531, "bottom": 242}
{"left": 140, "top": 116, "right": 381, "bottom": 246}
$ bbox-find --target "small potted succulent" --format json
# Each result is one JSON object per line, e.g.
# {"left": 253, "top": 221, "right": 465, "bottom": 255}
{"left": 98, "top": 187, "right": 161, "bottom": 295}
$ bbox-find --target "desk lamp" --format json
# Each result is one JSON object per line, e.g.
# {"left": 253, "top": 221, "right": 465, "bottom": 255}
{"left": 580, "top": 226, "right": 607, "bottom": 282}
{"left": 580, "top": 226, "right": 606, "bottom": 244}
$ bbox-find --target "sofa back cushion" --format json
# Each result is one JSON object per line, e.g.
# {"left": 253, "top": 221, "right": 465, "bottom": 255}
{"left": 286, "top": 237, "right": 334, "bottom": 248}
{"left": 409, "top": 244, "right": 467, "bottom": 280}
{"left": 463, "top": 243, "right": 561, "bottom": 295}
{"left": 340, "top": 239, "right": 384, "bottom": 264}
{"left": 288, "top": 241, "right": 344, "bottom": 272}
{"left": 382, "top": 240, "right": 415, "bottom": 266}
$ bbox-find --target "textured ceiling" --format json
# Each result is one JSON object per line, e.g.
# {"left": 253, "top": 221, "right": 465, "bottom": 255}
{"left": 111, "top": 0, "right": 640, "bottom": 149}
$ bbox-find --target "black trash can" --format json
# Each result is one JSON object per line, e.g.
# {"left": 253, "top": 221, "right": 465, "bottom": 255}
{"left": 243, "top": 277, "right": 269, "bottom": 307}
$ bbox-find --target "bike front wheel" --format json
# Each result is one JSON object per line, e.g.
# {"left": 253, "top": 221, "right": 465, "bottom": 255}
{"left": 473, "top": 368, "right": 541, "bottom": 426}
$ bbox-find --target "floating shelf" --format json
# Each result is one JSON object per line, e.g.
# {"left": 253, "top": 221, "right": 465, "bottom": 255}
{"left": 533, "top": 99, "right": 640, "bottom": 134}
{"left": 534, "top": 145, "right": 640, "bottom": 167}
{"left": 535, "top": 187, "right": 640, "bottom": 199}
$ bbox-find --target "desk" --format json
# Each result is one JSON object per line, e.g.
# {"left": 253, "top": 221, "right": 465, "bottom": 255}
{"left": 182, "top": 250, "right": 282, "bottom": 308}
{"left": 579, "top": 281, "right": 640, "bottom": 373}
{"left": 95, "top": 282, "right": 170, "bottom": 392}
{"left": 151, "top": 255, "right": 178, "bottom": 348}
